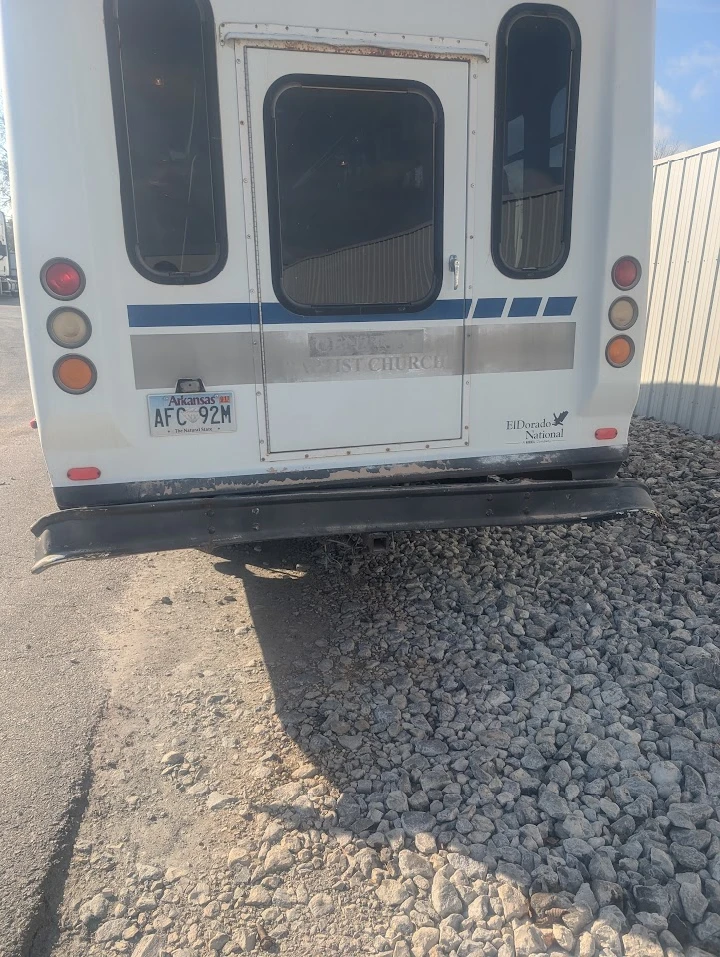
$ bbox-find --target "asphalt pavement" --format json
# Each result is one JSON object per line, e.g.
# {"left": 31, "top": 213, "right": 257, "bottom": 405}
{"left": 0, "top": 303, "right": 136, "bottom": 956}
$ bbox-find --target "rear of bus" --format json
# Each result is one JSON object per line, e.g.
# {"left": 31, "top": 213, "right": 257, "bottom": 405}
{"left": 0, "top": 0, "right": 656, "bottom": 570}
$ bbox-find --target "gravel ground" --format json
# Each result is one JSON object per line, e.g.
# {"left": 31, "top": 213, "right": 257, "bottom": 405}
{"left": 50, "top": 418, "right": 720, "bottom": 957}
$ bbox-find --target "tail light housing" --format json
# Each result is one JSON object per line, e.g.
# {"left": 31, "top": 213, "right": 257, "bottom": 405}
{"left": 609, "top": 297, "right": 638, "bottom": 331}
{"left": 612, "top": 257, "right": 641, "bottom": 291}
{"left": 606, "top": 336, "right": 635, "bottom": 368}
{"left": 41, "top": 259, "right": 85, "bottom": 300}
{"left": 53, "top": 355, "right": 97, "bottom": 394}
{"left": 47, "top": 308, "right": 92, "bottom": 348}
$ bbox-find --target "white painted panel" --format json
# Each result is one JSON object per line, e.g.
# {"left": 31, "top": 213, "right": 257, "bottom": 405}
{"left": 639, "top": 142, "right": 720, "bottom": 435}
{"left": 267, "top": 377, "right": 464, "bottom": 451}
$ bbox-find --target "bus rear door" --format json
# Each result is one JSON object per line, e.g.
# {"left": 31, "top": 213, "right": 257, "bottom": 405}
{"left": 240, "top": 47, "right": 473, "bottom": 457}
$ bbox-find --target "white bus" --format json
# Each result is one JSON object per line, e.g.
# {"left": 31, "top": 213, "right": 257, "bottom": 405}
{"left": 0, "top": 0, "right": 656, "bottom": 571}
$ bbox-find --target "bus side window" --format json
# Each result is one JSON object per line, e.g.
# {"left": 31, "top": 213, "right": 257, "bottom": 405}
{"left": 492, "top": 6, "right": 581, "bottom": 279}
{"left": 105, "top": 0, "right": 227, "bottom": 284}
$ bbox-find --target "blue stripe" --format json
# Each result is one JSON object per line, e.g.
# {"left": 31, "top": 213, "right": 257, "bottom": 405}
{"left": 128, "top": 300, "right": 467, "bottom": 328}
{"left": 128, "top": 303, "right": 253, "bottom": 328}
{"left": 509, "top": 297, "right": 542, "bottom": 318}
{"left": 544, "top": 296, "right": 577, "bottom": 317}
{"left": 474, "top": 298, "right": 507, "bottom": 319}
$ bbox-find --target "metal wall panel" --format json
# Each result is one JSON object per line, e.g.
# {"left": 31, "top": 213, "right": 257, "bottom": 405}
{"left": 637, "top": 142, "right": 720, "bottom": 434}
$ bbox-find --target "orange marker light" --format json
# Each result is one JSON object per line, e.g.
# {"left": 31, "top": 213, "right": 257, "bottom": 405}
{"left": 606, "top": 336, "right": 635, "bottom": 368}
{"left": 68, "top": 467, "right": 101, "bottom": 481}
{"left": 53, "top": 355, "right": 97, "bottom": 394}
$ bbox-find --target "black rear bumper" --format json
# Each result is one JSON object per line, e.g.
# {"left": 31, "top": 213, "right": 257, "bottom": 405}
{"left": 31, "top": 478, "right": 655, "bottom": 572}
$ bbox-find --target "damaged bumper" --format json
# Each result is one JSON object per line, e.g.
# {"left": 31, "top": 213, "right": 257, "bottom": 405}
{"left": 32, "top": 478, "right": 655, "bottom": 572}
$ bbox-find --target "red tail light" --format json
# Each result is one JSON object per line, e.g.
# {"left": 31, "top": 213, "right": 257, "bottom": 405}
{"left": 612, "top": 257, "right": 641, "bottom": 291}
{"left": 67, "top": 467, "right": 101, "bottom": 481}
{"left": 595, "top": 428, "right": 619, "bottom": 441}
{"left": 42, "top": 259, "right": 85, "bottom": 300}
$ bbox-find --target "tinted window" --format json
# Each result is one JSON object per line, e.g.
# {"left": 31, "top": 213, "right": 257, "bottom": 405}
{"left": 493, "top": 8, "right": 580, "bottom": 277}
{"left": 265, "top": 78, "right": 443, "bottom": 314}
{"left": 106, "top": 0, "right": 226, "bottom": 283}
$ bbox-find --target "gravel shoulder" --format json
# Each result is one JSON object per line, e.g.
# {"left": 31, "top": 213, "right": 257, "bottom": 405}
{"left": 48, "top": 418, "right": 720, "bottom": 957}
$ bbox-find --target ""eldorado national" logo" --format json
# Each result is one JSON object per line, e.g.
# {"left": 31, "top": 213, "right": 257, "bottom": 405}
{"left": 507, "top": 411, "right": 569, "bottom": 444}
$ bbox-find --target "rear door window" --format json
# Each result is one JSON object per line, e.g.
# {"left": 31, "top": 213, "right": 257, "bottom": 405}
{"left": 493, "top": 6, "right": 581, "bottom": 278}
{"left": 264, "top": 77, "right": 444, "bottom": 315}
{"left": 105, "top": 0, "right": 227, "bottom": 283}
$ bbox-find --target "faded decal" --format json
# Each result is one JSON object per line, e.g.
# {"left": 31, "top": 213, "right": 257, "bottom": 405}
{"left": 308, "top": 330, "right": 425, "bottom": 357}
{"left": 266, "top": 329, "right": 462, "bottom": 382}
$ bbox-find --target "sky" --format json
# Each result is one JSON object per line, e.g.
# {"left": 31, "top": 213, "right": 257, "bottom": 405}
{"left": 655, "top": 0, "right": 720, "bottom": 150}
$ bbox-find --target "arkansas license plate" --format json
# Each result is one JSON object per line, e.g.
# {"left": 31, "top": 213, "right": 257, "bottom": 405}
{"left": 148, "top": 392, "right": 236, "bottom": 437}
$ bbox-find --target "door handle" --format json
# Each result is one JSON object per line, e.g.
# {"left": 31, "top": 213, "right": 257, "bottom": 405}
{"left": 449, "top": 255, "right": 460, "bottom": 291}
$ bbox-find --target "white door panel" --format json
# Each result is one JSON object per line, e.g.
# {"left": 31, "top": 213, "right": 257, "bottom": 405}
{"left": 267, "top": 377, "right": 465, "bottom": 452}
{"left": 242, "top": 47, "right": 469, "bottom": 454}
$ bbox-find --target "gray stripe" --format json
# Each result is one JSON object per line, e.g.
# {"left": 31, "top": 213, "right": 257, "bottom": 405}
{"left": 131, "top": 333, "right": 256, "bottom": 390}
{"left": 131, "top": 323, "right": 575, "bottom": 389}
{"left": 468, "top": 322, "right": 576, "bottom": 374}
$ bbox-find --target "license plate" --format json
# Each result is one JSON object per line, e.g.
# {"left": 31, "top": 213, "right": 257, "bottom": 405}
{"left": 148, "top": 392, "right": 236, "bottom": 437}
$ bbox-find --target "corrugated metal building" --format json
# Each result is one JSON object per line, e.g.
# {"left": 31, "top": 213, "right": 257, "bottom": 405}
{"left": 636, "top": 142, "right": 720, "bottom": 434}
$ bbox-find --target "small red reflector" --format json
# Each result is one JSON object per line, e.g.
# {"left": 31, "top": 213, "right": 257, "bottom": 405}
{"left": 42, "top": 260, "right": 84, "bottom": 299}
{"left": 67, "top": 467, "right": 101, "bottom": 481}
{"left": 595, "top": 428, "right": 618, "bottom": 441}
{"left": 29, "top": 418, "right": 37, "bottom": 430}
